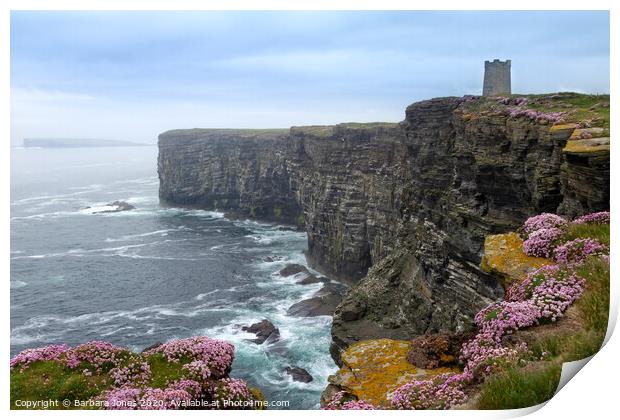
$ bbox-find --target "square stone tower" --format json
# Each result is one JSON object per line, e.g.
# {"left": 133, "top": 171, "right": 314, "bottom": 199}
{"left": 483, "top": 59, "right": 511, "bottom": 96}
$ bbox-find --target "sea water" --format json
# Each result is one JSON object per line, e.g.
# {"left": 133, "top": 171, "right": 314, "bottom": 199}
{"left": 10, "top": 146, "right": 338, "bottom": 409}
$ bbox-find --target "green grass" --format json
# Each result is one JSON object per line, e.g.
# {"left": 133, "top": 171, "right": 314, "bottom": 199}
{"left": 291, "top": 122, "right": 398, "bottom": 138}
{"left": 574, "top": 257, "right": 610, "bottom": 333}
{"left": 459, "top": 93, "right": 610, "bottom": 133}
{"left": 563, "top": 223, "right": 610, "bottom": 246}
{"left": 477, "top": 362, "right": 562, "bottom": 409}
{"left": 161, "top": 128, "right": 290, "bottom": 140}
{"left": 524, "top": 93, "right": 610, "bottom": 129}
{"left": 144, "top": 353, "right": 186, "bottom": 389}
{"left": 10, "top": 361, "right": 109, "bottom": 409}
{"left": 10, "top": 352, "right": 198, "bottom": 409}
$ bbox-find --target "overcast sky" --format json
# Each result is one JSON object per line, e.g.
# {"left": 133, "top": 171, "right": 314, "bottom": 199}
{"left": 10, "top": 11, "right": 610, "bottom": 145}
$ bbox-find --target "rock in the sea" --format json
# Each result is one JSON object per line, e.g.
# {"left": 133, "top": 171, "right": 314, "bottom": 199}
{"left": 284, "top": 366, "right": 313, "bottom": 383}
{"left": 279, "top": 264, "right": 309, "bottom": 277}
{"left": 287, "top": 283, "right": 345, "bottom": 317}
{"left": 90, "top": 200, "right": 136, "bottom": 214}
{"left": 297, "top": 274, "right": 322, "bottom": 285}
{"left": 241, "top": 319, "right": 280, "bottom": 344}
{"left": 263, "top": 255, "right": 283, "bottom": 263}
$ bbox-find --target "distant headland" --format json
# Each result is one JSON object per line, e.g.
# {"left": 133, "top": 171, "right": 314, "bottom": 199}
{"left": 21, "top": 138, "right": 150, "bottom": 148}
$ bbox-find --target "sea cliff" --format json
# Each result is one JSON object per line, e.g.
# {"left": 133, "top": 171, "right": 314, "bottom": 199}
{"left": 157, "top": 93, "right": 610, "bottom": 364}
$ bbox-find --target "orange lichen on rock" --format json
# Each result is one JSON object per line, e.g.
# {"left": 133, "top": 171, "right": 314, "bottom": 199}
{"left": 549, "top": 123, "right": 577, "bottom": 133}
{"left": 563, "top": 137, "right": 610, "bottom": 154}
{"left": 327, "top": 339, "right": 458, "bottom": 407}
{"left": 481, "top": 232, "right": 550, "bottom": 289}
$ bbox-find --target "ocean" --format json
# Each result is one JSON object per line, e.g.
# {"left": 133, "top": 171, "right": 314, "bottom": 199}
{"left": 10, "top": 145, "right": 338, "bottom": 409}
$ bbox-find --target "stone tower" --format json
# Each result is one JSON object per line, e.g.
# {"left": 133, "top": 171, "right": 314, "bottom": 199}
{"left": 483, "top": 59, "right": 511, "bottom": 96}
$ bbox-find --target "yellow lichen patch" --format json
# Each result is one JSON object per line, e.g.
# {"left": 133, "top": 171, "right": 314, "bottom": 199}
{"left": 550, "top": 123, "right": 577, "bottom": 133}
{"left": 481, "top": 233, "right": 550, "bottom": 288}
{"left": 329, "top": 339, "right": 459, "bottom": 407}
{"left": 563, "top": 137, "right": 610, "bottom": 154}
{"left": 569, "top": 127, "right": 606, "bottom": 140}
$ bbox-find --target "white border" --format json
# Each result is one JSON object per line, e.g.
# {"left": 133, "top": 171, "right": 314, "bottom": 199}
{"left": 2, "top": 1, "right": 616, "bottom": 419}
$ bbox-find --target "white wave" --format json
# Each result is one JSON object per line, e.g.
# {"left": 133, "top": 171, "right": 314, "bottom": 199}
{"left": 11, "top": 185, "right": 105, "bottom": 206}
{"left": 191, "top": 210, "right": 225, "bottom": 218}
{"left": 10, "top": 210, "right": 76, "bottom": 221}
{"left": 209, "top": 242, "right": 241, "bottom": 251}
{"left": 10, "top": 280, "right": 28, "bottom": 289}
{"left": 120, "top": 254, "right": 202, "bottom": 261}
{"left": 105, "top": 229, "right": 178, "bottom": 242}
{"left": 99, "top": 326, "right": 135, "bottom": 337}
{"left": 196, "top": 290, "right": 220, "bottom": 300}
{"left": 10, "top": 241, "right": 171, "bottom": 260}
{"left": 123, "top": 196, "right": 158, "bottom": 205}
{"left": 112, "top": 177, "right": 158, "bottom": 186}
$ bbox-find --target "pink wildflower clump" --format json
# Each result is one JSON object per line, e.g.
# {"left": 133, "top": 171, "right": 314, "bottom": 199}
{"left": 514, "top": 97, "right": 528, "bottom": 106}
{"left": 507, "top": 265, "right": 585, "bottom": 321}
{"left": 65, "top": 341, "right": 129, "bottom": 373}
{"left": 474, "top": 301, "right": 541, "bottom": 340}
{"left": 522, "top": 227, "right": 564, "bottom": 258}
{"left": 323, "top": 391, "right": 377, "bottom": 410}
{"left": 140, "top": 387, "right": 193, "bottom": 410}
{"left": 182, "top": 360, "right": 212, "bottom": 381}
{"left": 110, "top": 361, "right": 151, "bottom": 387}
{"left": 554, "top": 238, "right": 608, "bottom": 265}
{"left": 530, "top": 275, "right": 585, "bottom": 322}
{"left": 10, "top": 344, "right": 70, "bottom": 372}
{"left": 506, "top": 107, "right": 565, "bottom": 124}
{"left": 390, "top": 373, "right": 467, "bottom": 410}
{"left": 167, "top": 379, "right": 203, "bottom": 397}
{"left": 573, "top": 211, "right": 610, "bottom": 225}
{"left": 144, "top": 336, "right": 234, "bottom": 378}
{"left": 522, "top": 213, "right": 568, "bottom": 236}
{"left": 101, "top": 385, "right": 194, "bottom": 410}
{"left": 102, "top": 386, "right": 142, "bottom": 410}
{"left": 460, "top": 339, "right": 528, "bottom": 379}
{"left": 210, "top": 378, "right": 252, "bottom": 403}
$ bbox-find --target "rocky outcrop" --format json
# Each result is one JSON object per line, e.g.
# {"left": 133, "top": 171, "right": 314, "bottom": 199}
{"left": 241, "top": 319, "right": 280, "bottom": 345}
{"left": 406, "top": 332, "right": 469, "bottom": 370}
{"left": 480, "top": 232, "right": 550, "bottom": 291}
{"left": 287, "top": 284, "right": 345, "bottom": 317}
{"left": 284, "top": 366, "right": 313, "bottom": 383}
{"left": 85, "top": 200, "right": 136, "bottom": 214}
{"left": 321, "top": 338, "right": 457, "bottom": 407}
{"left": 279, "top": 264, "right": 309, "bottom": 277}
{"left": 158, "top": 94, "right": 609, "bottom": 364}
{"left": 558, "top": 135, "right": 610, "bottom": 218}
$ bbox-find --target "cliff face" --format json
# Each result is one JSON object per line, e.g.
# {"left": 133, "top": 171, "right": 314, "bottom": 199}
{"left": 329, "top": 98, "right": 583, "bottom": 361}
{"left": 157, "top": 94, "right": 610, "bottom": 364}
{"left": 158, "top": 129, "right": 301, "bottom": 224}
{"left": 288, "top": 123, "right": 407, "bottom": 282}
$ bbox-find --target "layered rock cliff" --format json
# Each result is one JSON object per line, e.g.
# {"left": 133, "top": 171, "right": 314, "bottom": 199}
{"left": 158, "top": 93, "right": 610, "bottom": 364}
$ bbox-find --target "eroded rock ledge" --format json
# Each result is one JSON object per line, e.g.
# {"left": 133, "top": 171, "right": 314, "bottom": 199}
{"left": 157, "top": 94, "right": 610, "bottom": 364}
